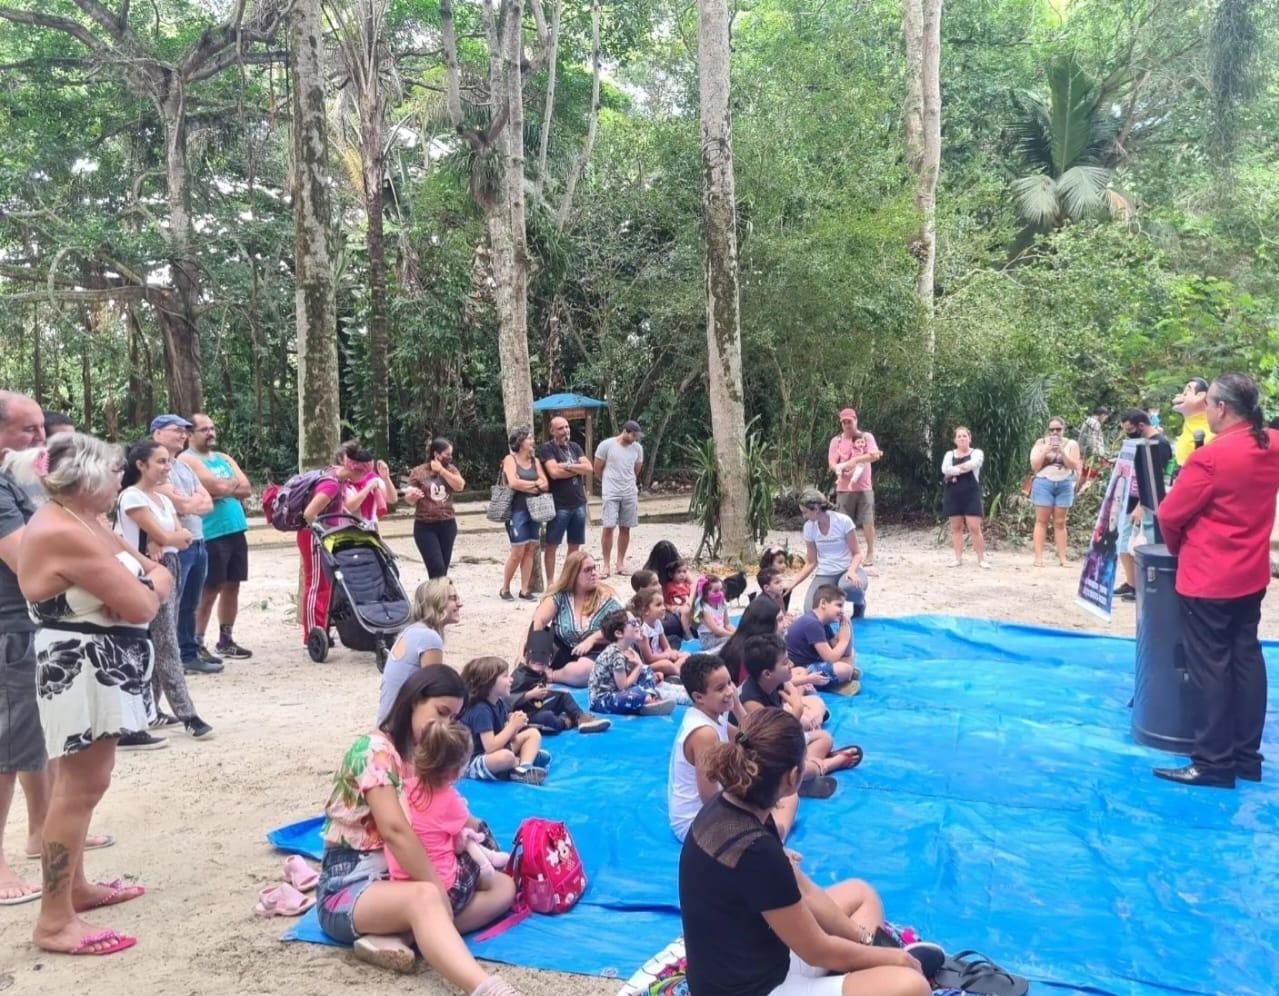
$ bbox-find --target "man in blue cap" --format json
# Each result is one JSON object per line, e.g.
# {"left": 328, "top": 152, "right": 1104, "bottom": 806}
{"left": 151, "top": 415, "right": 222, "bottom": 674}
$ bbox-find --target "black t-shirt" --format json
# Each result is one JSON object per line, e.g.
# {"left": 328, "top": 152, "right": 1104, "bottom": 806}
{"left": 1127, "top": 434, "right": 1172, "bottom": 512}
{"left": 739, "top": 677, "right": 783, "bottom": 710}
{"left": 539, "top": 440, "right": 586, "bottom": 508}
{"left": 0, "top": 471, "right": 36, "bottom": 635}
{"left": 679, "top": 794, "right": 802, "bottom": 996}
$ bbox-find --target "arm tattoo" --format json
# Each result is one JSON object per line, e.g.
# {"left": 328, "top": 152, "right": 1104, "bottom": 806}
{"left": 42, "top": 841, "right": 72, "bottom": 897}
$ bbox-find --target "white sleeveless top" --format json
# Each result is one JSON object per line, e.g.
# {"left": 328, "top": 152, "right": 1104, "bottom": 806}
{"left": 668, "top": 707, "right": 729, "bottom": 841}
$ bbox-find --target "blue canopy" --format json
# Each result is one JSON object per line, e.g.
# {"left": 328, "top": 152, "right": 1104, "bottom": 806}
{"left": 532, "top": 392, "right": 607, "bottom": 411}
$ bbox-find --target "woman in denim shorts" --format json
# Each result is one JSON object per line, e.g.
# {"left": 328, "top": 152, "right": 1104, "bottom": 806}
{"left": 316, "top": 665, "right": 524, "bottom": 996}
{"left": 498, "top": 428, "right": 549, "bottom": 602}
{"left": 1029, "top": 417, "right": 1081, "bottom": 567}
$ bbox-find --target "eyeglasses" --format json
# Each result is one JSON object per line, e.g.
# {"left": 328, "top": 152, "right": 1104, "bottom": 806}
{"left": 1048, "top": 426, "right": 1063, "bottom": 433}
{"left": 625, "top": 618, "right": 641, "bottom": 628}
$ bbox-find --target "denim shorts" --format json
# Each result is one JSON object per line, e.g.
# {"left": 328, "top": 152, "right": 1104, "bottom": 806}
{"left": 316, "top": 846, "right": 389, "bottom": 944}
{"left": 544, "top": 504, "right": 587, "bottom": 545}
{"left": 1031, "top": 475, "right": 1076, "bottom": 508}
{"left": 505, "top": 506, "right": 541, "bottom": 545}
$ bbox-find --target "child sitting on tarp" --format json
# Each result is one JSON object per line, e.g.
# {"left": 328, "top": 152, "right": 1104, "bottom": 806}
{"left": 784, "top": 585, "right": 862, "bottom": 695}
{"left": 385, "top": 719, "right": 516, "bottom": 933}
{"left": 588, "top": 611, "right": 678, "bottom": 715}
{"left": 667, "top": 653, "right": 801, "bottom": 841}
{"left": 510, "top": 631, "right": 611, "bottom": 734}
{"left": 632, "top": 586, "right": 689, "bottom": 678}
{"left": 460, "top": 656, "right": 551, "bottom": 785}
{"left": 692, "top": 574, "right": 735, "bottom": 652}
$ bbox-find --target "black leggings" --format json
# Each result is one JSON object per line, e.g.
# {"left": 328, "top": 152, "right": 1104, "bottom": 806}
{"left": 414, "top": 519, "right": 458, "bottom": 578}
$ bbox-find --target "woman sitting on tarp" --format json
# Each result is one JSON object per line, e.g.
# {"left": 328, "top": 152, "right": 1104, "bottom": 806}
{"left": 316, "top": 665, "right": 524, "bottom": 996}
{"left": 678, "top": 707, "right": 938, "bottom": 996}
{"left": 526, "top": 550, "right": 623, "bottom": 687}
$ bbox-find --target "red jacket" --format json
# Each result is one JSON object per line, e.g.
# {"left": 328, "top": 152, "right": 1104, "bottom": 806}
{"left": 1157, "top": 422, "right": 1279, "bottom": 599}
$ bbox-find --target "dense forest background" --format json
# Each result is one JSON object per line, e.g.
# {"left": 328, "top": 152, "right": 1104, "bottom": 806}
{"left": 0, "top": 0, "right": 1275, "bottom": 512}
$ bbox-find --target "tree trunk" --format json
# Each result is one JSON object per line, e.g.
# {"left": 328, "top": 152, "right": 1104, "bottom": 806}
{"left": 30, "top": 304, "right": 43, "bottom": 405}
{"left": 157, "top": 84, "right": 205, "bottom": 414}
{"left": 290, "top": 0, "right": 342, "bottom": 470}
{"left": 361, "top": 89, "right": 391, "bottom": 460}
{"left": 696, "top": 0, "right": 753, "bottom": 564}
{"left": 902, "top": 0, "right": 942, "bottom": 421}
{"left": 494, "top": 0, "right": 535, "bottom": 432}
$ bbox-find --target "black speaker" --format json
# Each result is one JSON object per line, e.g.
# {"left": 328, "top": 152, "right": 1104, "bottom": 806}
{"left": 1131, "top": 543, "right": 1197, "bottom": 753}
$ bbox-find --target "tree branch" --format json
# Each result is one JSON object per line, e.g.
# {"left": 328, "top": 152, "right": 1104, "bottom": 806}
{"left": 535, "top": 0, "right": 561, "bottom": 190}
{"left": 0, "top": 7, "right": 111, "bottom": 57}
{"left": 555, "top": 0, "right": 599, "bottom": 233}
{"left": 187, "top": 46, "right": 286, "bottom": 82}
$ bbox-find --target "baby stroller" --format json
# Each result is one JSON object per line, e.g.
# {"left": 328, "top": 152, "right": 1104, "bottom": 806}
{"left": 307, "top": 514, "right": 411, "bottom": 670}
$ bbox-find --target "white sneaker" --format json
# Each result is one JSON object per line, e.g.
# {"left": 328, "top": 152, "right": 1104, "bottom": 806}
{"left": 948, "top": 559, "right": 962, "bottom": 568}
{"left": 978, "top": 559, "right": 992, "bottom": 570}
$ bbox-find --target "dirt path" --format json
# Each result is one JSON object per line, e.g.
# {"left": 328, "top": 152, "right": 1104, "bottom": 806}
{"left": 2, "top": 512, "right": 1274, "bottom": 995}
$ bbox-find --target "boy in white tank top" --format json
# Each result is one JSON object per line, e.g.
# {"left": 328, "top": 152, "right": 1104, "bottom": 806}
{"left": 668, "top": 654, "right": 745, "bottom": 841}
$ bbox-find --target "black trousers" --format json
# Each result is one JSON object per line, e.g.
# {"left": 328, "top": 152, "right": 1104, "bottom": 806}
{"left": 1180, "top": 589, "right": 1268, "bottom": 775}
{"left": 413, "top": 519, "right": 458, "bottom": 579}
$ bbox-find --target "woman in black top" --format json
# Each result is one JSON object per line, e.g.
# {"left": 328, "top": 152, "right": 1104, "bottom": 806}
{"left": 940, "top": 426, "right": 988, "bottom": 569}
{"left": 679, "top": 708, "right": 931, "bottom": 996}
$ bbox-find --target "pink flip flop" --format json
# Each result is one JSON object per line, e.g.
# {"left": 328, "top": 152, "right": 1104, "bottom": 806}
{"left": 255, "top": 882, "right": 315, "bottom": 917}
{"left": 66, "top": 928, "right": 137, "bottom": 956}
{"left": 83, "top": 879, "right": 146, "bottom": 910}
{"left": 283, "top": 855, "right": 319, "bottom": 892}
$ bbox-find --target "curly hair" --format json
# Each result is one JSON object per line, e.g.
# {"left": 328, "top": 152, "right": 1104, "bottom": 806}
{"left": 702, "top": 707, "right": 807, "bottom": 810}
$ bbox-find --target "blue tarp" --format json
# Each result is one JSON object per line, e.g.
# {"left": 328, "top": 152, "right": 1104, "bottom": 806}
{"left": 273, "top": 614, "right": 1279, "bottom": 994}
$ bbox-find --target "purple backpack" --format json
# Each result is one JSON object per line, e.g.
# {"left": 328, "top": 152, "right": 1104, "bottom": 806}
{"left": 262, "top": 470, "right": 337, "bottom": 532}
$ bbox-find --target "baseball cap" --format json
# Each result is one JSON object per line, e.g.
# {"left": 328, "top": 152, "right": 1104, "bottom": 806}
{"left": 150, "top": 414, "right": 193, "bottom": 432}
{"left": 839, "top": 408, "right": 857, "bottom": 421}
{"left": 798, "top": 487, "right": 831, "bottom": 509}
{"left": 623, "top": 420, "right": 643, "bottom": 437}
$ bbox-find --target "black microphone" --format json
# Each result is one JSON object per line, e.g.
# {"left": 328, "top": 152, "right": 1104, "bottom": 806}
{"left": 1193, "top": 430, "right": 1205, "bottom": 449}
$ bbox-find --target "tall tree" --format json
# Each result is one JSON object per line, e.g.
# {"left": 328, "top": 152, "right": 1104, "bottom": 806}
{"left": 0, "top": 0, "right": 287, "bottom": 413}
{"left": 696, "top": 0, "right": 752, "bottom": 563}
{"left": 902, "top": 0, "right": 942, "bottom": 380}
{"left": 327, "top": 0, "right": 393, "bottom": 458}
{"left": 290, "top": 0, "right": 342, "bottom": 468}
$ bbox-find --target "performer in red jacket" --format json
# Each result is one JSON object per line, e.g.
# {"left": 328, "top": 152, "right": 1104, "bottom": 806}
{"left": 1155, "top": 373, "right": 1279, "bottom": 788}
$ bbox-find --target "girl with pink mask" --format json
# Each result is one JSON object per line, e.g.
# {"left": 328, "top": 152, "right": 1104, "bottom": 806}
{"left": 692, "top": 574, "right": 736, "bottom": 653}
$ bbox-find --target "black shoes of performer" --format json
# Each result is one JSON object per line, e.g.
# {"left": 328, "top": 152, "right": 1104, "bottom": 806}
{"left": 1153, "top": 764, "right": 1235, "bottom": 789}
{"left": 1236, "top": 765, "right": 1262, "bottom": 783}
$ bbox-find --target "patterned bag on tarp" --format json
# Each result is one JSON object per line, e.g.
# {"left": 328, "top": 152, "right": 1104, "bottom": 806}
{"left": 474, "top": 818, "right": 586, "bottom": 941}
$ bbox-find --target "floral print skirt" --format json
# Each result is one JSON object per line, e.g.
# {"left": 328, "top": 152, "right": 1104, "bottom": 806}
{"left": 34, "top": 623, "right": 154, "bottom": 759}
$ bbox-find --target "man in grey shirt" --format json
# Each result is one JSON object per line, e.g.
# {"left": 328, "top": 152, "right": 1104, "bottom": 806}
{"left": 593, "top": 420, "right": 644, "bottom": 577}
{"left": 151, "top": 415, "right": 220, "bottom": 674}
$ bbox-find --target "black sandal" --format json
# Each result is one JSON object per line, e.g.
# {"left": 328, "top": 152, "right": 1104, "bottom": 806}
{"left": 499, "top": 590, "right": 515, "bottom": 601}
{"left": 797, "top": 775, "right": 837, "bottom": 799}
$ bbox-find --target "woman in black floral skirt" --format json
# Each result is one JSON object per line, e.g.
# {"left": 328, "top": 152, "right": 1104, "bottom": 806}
{"left": 18, "top": 432, "right": 172, "bottom": 957}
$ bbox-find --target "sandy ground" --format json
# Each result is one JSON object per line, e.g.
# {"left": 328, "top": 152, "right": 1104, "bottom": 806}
{"left": 2, "top": 504, "right": 1277, "bottom": 995}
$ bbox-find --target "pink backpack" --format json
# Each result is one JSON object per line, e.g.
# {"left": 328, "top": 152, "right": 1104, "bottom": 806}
{"left": 475, "top": 819, "right": 586, "bottom": 941}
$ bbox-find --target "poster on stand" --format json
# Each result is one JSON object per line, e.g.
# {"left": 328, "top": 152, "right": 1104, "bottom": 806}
{"left": 1076, "top": 440, "right": 1138, "bottom": 621}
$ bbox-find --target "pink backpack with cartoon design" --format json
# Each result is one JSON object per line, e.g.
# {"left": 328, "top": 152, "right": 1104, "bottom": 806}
{"left": 475, "top": 819, "right": 586, "bottom": 941}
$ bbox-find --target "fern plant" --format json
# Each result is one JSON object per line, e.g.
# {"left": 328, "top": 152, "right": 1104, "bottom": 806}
{"left": 684, "top": 417, "right": 777, "bottom": 562}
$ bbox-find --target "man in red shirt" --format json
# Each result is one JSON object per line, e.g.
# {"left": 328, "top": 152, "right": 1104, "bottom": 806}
{"left": 1154, "top": 373, "right": 1279, "bottom": 788}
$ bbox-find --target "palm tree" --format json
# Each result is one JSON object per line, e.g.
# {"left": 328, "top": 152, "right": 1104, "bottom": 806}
{"left": 1010, "top": 56, "right": 1131, "bottom": 233}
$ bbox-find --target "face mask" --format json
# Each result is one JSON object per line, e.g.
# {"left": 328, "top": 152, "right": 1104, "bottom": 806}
{"left": 1125, "top": 429, "right": 1142, "bottom": 439}
{"left": 706, "top": 592, "right": 725, "bottom": 606}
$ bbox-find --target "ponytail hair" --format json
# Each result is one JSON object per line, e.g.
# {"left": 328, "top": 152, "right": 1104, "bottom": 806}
{"left": 701, "top": 707, "right": 806, "bottom": 810}
{"left": 1211, "top": 373, "right": 1270, "bottom": 449}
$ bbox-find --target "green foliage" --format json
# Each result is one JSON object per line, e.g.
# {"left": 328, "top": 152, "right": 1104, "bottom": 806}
{"left": 0, "top": 0, "right": 1274, "bottom": 527}
{"left": 684, "top": 419, "right": 778, "bottom": 562}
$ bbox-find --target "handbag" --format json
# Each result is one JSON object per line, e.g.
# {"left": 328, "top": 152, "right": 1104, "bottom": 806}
{"left": 527, "top": 491, "right": 556, "bottom": 524}
{"left": 487, "top": 469, "right": 514, "bottom": 523}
